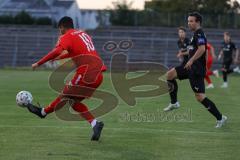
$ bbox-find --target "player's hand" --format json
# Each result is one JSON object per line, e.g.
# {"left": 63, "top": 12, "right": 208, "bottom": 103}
{"left": 32, "top": 63, "right": 39, "bottom": 70}
{"left": 184, "top": 59, "right": 194, "bottom": 70}
{"left": 177, "top": 52, "right": 183, "bottom": 58}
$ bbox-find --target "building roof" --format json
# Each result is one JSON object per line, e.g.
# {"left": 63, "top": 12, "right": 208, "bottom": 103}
{"left": 0, "top": 0, "right": 75, "bottom": 10}
{"left": 52, "top": 0, "right": 75, "bottom": 8}
{"left": 29, "top": 0, "right": 50, "bottom": 10}
{"left": 1, "top": 0, "right": 50, "bottom": 10}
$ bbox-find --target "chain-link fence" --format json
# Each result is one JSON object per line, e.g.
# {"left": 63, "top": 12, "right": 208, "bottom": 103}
{"left": 0, "top": 26, "right": 239, "bottom": 69}
{"left": 109, "top": 11, "right": 240, "bottom": 29}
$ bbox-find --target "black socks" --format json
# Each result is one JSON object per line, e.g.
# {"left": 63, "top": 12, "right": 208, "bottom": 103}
{"left": 167, "top": 79, "right": 178, "bottom": 104}
{"left": 222, "top": 69, "right": 233, "bottom": 82}
{"left": 201, "top": 98, "right": 222, "bottom": 120}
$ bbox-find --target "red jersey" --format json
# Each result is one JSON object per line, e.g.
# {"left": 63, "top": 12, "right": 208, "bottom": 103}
{"left": 37, "top": 29, "right": 106, "bottom": 74}
{"left": 207, "top": 43, "right": 213, "bottom": 61}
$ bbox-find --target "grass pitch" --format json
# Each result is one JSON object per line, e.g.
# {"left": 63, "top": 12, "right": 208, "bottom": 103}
{"left": 0, "top": 69, "right": 240, "bottom": 160}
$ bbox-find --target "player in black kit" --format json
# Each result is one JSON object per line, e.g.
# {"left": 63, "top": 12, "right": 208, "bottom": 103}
{"left": 163, "top": 27, "right": 189, "bottom": 111}
{"left": 164, "top": 12, "right": 227, "bottom": 128}
{"left": 218, "top": 32, "right": 239, "bottom": 88}
{"left": 177, "top": 27, "right": 190, "bottom": 66}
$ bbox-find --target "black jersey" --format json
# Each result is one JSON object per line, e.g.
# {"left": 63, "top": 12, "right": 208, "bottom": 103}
{"left": 177, "top": 38, "right": 190, "bottom": 65}
{"left": 188, "top": 28, "right": 207, "bottom": 77}
{"left": 221, "top": 41, "right": 237, "bottom": 62}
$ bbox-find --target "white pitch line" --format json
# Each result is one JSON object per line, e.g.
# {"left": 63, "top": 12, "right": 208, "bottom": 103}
{"left": 0, "top": 124, "right": 237, "bottom": 135}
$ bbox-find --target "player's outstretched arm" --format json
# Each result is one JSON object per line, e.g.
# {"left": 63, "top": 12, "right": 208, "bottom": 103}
{"left": 31, "top": 46, "right": 64, "bottom": 70}
{"left": 234, "top": 49, "right": 239, "bottom": 64}
{"left": 218, "top": 50, "right": 223, "bottom": 60}
{"left": 54, "top": 50, "right": 69, "bottom": 60}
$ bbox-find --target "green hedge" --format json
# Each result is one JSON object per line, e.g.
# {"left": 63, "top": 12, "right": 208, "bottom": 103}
{"left": 0, "top": 11, "right": 53, "bottom": 25}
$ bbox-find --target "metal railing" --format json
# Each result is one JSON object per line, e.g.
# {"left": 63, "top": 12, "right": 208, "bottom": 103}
{"left": 0, "top": 26, "right": 239, "bottom": 69}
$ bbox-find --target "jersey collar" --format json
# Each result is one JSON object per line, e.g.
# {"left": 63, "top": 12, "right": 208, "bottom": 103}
{"left": 65, "top": 29, "right": 75, "bottom": 34}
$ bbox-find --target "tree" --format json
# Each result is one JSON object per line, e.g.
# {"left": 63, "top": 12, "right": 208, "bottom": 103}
{"left": 0, "top": 15, "right": 14, "bottom": 24}
{"left": 35, "top": 17, "right": 52, "bottom": 25}
{"left": 145, "top": 0, "right": 198, "bottom": 13}
{"left": 144, "top": 0, "right": 240, "bottom": 28}
{"left": 0, "top": 11, "right": 53, "bottom": 25}
{"left": 109, "top": 0, "right": 136, "bottom": 26}
{"left": 14, "top": 11, "right": 34, "bottom": 25}
{"left": 145, "top": 0, "right": 240, "bottom": 14}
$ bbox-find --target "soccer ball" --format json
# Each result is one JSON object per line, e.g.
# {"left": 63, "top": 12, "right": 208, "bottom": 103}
{"left": 16, "top": 91, "right": 33, "bottom": 107}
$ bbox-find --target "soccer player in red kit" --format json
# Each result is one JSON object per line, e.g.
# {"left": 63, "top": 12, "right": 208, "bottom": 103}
{"left": 25, "top": 17, "right": 106, "bottom": 141}
{"left": 205, "top": 43, "right": 218, "bottom": 89}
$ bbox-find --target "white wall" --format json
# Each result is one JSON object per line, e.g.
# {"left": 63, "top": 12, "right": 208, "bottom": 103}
{"left": 78, "top": 10, "right": 99, "bottom": 29}
{"left": 66, "top": 2, "right": 80, "bottom": 28}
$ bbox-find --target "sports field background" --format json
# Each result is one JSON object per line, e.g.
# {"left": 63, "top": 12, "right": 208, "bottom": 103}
{"left": 0, "top": 69, "right": 239, "bottom": 160}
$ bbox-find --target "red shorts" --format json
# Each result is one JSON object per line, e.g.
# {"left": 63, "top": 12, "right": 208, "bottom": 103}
{"left": 207, "top": 57, "right": 213, "bottom": 70}
{"left": 62, "top": 72, "right": 103, "bottom": 99}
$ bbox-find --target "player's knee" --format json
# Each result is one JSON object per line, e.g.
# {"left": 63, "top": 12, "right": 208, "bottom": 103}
{"left": 195, "top": 94, "right": 205, "bottom": 102}
{"left": 167, "top": 69, "right": 177, "bottom": 80}
{"left": 196, "top": 97, "right": 202, "bottom": 102}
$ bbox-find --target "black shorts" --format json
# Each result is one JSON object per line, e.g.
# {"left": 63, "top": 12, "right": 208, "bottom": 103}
{"left": 175, "top": 65, "right": 189, "bottom": 80}
{"left": 175, "top": 65, "right": 205, "bottom": 93}
{"left": 188, "top": 75, "right": 205, "bottom": 93}
{"left": 222, "top": 60, "right": 232, "bottom": 71}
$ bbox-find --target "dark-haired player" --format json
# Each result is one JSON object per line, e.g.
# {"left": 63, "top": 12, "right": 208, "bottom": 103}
{"left": 165, "top": 12, "right": 227, "bottom": 128}
{"left": 177, "top": 27, "right": 190, "bottom": 65}
{"left": 24, "top": 16, "right": 106, "bottom": 141}
{"left": 218, "top": 32, "right": 239, "bottom": 88}
{"left": 163, "top": 27, "right": 189, "bottom": 111}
